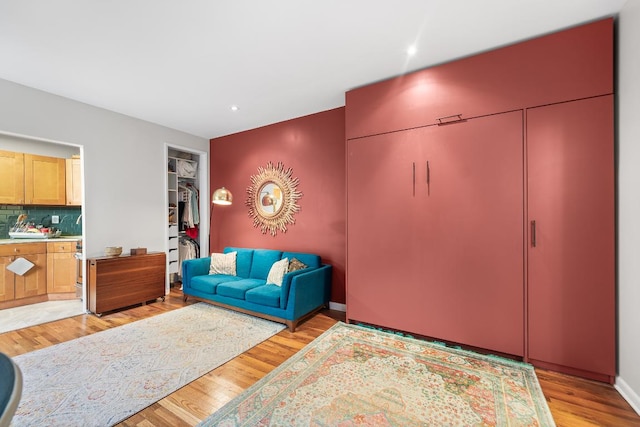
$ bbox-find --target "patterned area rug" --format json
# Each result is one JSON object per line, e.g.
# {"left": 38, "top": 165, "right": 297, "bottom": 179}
{"left": 12, "top": 303, "right": 285, "bottom": 427}
{"left": 201, "top": 322, "right": 555, "bottom": 427}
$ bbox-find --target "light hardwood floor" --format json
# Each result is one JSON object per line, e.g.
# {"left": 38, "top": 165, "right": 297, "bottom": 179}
{"left": 0, "top": 289, "right": 638, "bottom": 427}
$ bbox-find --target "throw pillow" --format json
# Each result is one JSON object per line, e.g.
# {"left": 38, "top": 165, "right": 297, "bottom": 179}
{"left": 209, "top": 251, "right": 237, "bottom": 275}
{"left": 266, "top": 257, "right": 289, "bottom": 287}
{"left": 287, "top": 257, "right": 308, "bottom": 273}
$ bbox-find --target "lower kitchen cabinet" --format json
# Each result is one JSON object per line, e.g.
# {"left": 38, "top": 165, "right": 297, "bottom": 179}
{"left": 1, "top": 240, "right": 81, "bottom": 308}
{"left": 0, "top": 255, "right": 16, "bottom": 301}
{"left": 47, "top": 241, "right": 77, "bottom": 294}
{"left": 0, "top": 243, "right": 47, "bottom": 304}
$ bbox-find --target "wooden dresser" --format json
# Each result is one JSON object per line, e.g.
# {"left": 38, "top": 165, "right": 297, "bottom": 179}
{"left": 87, "top": 252, "right": 166, "bottom": 315}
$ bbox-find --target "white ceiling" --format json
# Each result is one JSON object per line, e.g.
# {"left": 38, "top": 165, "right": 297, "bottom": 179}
{"left": 0, "top": 0, "right": 627, "bottom": 139}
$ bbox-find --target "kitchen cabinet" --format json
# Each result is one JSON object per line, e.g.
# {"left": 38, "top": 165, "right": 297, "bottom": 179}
{"left": 527, "top": 95, "right": 615, "bottom": 383}
{"left": 0, "top": 243, "right": 47, "bottom": 304}
{"left": 0, "top": 256, "right": 16, "bottom": 301}
{"left": 0, "top": 150, "right": 67, "bottom": 206}
{"left": 0, "top": 150, "right": 25, "bottom": 204}
{"left": 88, "top": 252, "right": 166, "bottom": 315}
{"left": 47, "top": 241, "right": 78, "bottom": 294}
{"left": 65, "top": 157, "right": 82, "bottom": 206}
{"left": 24, "top": 154, "right": 66, "bottom": 205}
{"left": 347, "top": 111, "right": 524, "bottom": 356}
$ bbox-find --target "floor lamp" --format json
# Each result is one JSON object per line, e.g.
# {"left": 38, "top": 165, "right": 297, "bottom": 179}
{"left": 210, "top": 187, "right": 233, "bottom": 253}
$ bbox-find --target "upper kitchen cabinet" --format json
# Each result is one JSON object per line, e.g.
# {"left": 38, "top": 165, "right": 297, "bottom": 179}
{"left": 24, "top": 154, "right": 66, "bottom": 205}
{"left": 65, "top": 156, "right": 82, "bottom": 206}
{"left": 0, "top": 150, "right": 67, "bottom": 206}
{"left": 0, "top": 150, "right": 25, "bottom": 204}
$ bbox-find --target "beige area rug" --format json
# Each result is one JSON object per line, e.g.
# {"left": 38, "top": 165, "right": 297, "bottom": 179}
{"left": 11, "top": 303, "right": 285, "bottom": 427}
{"left": 201, "top": 322, "right": 555, "bottom": 427}
{"left": 0, "top": 299, "right": 84, "bottom": 334}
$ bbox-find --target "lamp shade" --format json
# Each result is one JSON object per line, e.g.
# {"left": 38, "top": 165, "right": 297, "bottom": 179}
{"left": 212, "top": 187, "right": 233, "bottom": 205}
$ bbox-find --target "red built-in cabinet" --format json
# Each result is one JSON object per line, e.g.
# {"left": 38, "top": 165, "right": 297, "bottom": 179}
{"left": 527, "top": 95, "right": 615, "bottom": 382}
{"left": 348, "top": 111, "right": 524, "bottom": 356}
{"left": 346, "top": 18, "right": 615, "bottom": 382}
{"left": 346, "top": 18, "right": 613, "bottom": 139}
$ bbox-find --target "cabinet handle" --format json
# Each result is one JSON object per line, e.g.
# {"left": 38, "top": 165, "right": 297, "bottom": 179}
{"left": 412, "top": 162, "right": 416, "bottom": 197}
{"left": 531, "top": 220, "right": 537, "bottom": 247}
{"left": 437, "top": 114, "right": 464, "bottom": 125}
{"left": 426, "top": 161, "right": 431, "bottom": 196}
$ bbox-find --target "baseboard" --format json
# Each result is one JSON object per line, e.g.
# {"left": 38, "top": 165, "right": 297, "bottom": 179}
{"left": 329, "top": 302, "right": 346, "bottom": 312}
{"left": 615, "top": 376, "right": 640, "bottom": 416}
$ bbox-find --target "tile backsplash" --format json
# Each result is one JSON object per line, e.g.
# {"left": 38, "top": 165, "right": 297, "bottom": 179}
{"left": 0, "top": 205, "right": 82, "bottom": 239}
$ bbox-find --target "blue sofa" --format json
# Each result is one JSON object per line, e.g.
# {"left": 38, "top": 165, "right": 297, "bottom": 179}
{"left": 182, "top": 247, "right": 332, "bottom": 331}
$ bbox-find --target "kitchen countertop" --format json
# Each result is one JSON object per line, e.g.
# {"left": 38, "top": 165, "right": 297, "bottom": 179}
{"left": 0, "top": 236, "right": 82, "bottom": 245}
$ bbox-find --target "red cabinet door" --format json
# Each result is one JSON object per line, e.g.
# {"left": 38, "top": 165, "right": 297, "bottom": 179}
{"left": 347, "top": 111, "right": 524, "bottom": 356}
{"left": 417, "top": 111, "right": 524, "bottom": 356}
{"left": 347, "top": 129, "right": 427, "bottom": 331}
{"left": 527, "top": 95, "right": 615, "bottom": 380}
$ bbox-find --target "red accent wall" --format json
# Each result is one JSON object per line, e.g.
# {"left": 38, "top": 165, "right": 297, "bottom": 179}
{"left": 209, "top": 107, "right": 346, "bottom": 303}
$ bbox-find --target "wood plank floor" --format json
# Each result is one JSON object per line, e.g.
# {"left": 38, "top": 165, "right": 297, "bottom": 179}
{"left": 1, "top": 289, "right": 638, "bottom": 426}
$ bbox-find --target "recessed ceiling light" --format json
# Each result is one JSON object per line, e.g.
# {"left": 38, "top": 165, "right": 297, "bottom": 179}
{"left": 230, "top": 105, "right": 239, "bottom": 112}
{"left": 407, "top": 45, "right": 417, "bottom": 56}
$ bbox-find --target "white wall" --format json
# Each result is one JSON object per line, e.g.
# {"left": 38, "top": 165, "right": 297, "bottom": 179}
{"left": 0, "top": 78, "right": 208, "bottom": 260}
{"left": 617, "top": 0, "right": 640, "bottom": 414}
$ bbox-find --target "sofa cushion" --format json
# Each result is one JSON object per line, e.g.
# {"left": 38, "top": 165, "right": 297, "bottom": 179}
{"left": 191, "top": 274, "right": 241, "bottom": 294}
{"left": 287, "top": 257, "right": 308, "bottom": 273}
{"left": 266, "top": 258, "right": 289, "bottom": 286}
{"left": 217, "top": 278, "right": 266, "bottom": 300}
{"left": 224, "top": 247, "right": 254, "bottom": 278}
{"left": 245, "top": 284, "right": 281, "bottom": 308}
{"left": 209, "top": 252, "right": 237, "bottom": 275}
{"left": 282, "top": 252, "right": 320, "bottom": 269}
{"left": 249, "top": 249, "right": 283, "bottom": 280}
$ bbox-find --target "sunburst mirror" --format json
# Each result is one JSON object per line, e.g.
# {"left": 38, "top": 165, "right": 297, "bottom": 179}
{"left": 246, "top": 161, "right": 302, "bottom": 236}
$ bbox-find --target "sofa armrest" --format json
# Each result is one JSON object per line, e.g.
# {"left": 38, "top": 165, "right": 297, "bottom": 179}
{"left": 285, "top": 265, "right": 332, "bottom": 318}
{"left": 280, "top": 268, "right": 308, "bottom": 308}
{"left": 182, "top": 257, "right": 211, "bottom": 290}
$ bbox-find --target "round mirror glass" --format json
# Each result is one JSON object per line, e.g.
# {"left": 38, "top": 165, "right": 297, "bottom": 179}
{"left": 257, "top": 182, "right": 283, "bottom": 216}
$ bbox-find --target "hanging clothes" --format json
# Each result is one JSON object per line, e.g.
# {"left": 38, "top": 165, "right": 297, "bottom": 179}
{"left": 178, "top": 235, "right": 200, "bottom": 276}
{"left": 178, "top": 183, "right": 200, "bottom": 230}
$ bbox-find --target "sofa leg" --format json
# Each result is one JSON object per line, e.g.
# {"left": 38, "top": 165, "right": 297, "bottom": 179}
{"left": 286, "top": 320, "right": 298, "bottom": 332}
